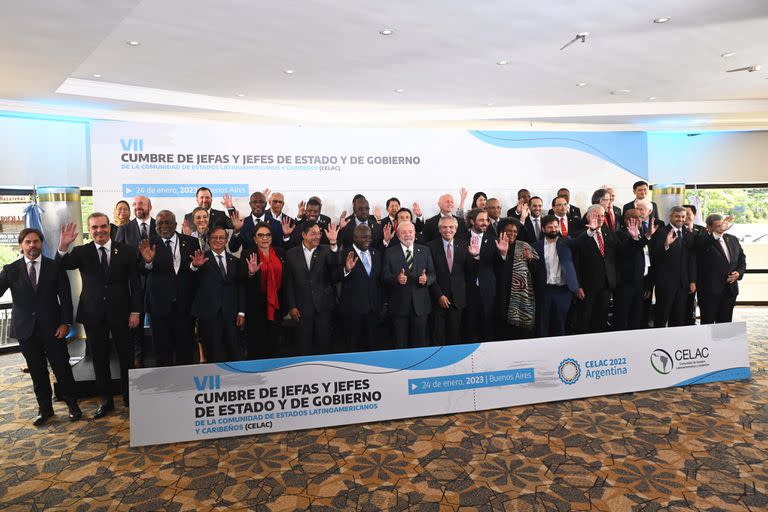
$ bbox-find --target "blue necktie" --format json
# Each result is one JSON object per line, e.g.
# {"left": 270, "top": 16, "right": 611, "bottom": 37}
{"left": 360, "top": 251, "right": 371, "bottom": 276}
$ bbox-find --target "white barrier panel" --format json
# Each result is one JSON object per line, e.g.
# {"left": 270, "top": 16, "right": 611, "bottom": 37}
{"left": 129, "top": 323, "right": 749, "bottom": 447}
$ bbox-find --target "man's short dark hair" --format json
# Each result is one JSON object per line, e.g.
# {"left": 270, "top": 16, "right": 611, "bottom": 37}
{"left": 591, "top": 188, "right": 609, "bottom": 205}
{"left": 18, "top": 228, "right": 44, "bottom": 245}
{"left": 396, "top": 207, "right": 413, "bottom": 221}
{"left": 196, "top": 187, "right": 212, "bottom": 197}
{"left": 466, "top": 207, "right": 486, "bottom": 225}
{"left": 517, "top": 188, "right": 530, "bottom": 197}
{"left": 386, "top": 197, "right": 400, "bottom": 209}
{"left": 551, "top": 196, "right": 567, "bottom": 207}
{"left": 530, "top": 196, "right": 543, "bottom": 204}
{"left": 87, "top": 212, "right": 110, "bottom": 225}
{"left": 557, "top": 187, "right": 569, "bottom": 194}
{"left": 683, "top": 204, "right": 697, "bottom": 215}
{"left": 209, "top": 225, "right": 228, "bottom": 238}
{"left": 497, "top": 217, "right": 522, "bottom": 234}
{"left": 352, "top": 194, "right": 366, "bottom": 204}
{"left": 541, "top": 214, "right": 558, "bottom": 228}
{"left": 705, "top": 213, "right": 722, "bottom": 227}
{"left": 632, "top": 180, "right": 648, "bottom": 191}
{"left": 301, "top": 220, "right": 319, "bottom": 235}
{"left": 306, "top": 197, "right": 322, "bottom": 208}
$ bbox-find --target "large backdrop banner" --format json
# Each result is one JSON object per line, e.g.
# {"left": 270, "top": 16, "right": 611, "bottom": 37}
{"left": 90, "top": 121, "right": 648, "bottom": 220}
{"left": 129, "top": 323, "right": 749, "bottom": 447}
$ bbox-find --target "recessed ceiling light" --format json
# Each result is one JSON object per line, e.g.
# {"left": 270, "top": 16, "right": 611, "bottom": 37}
{"left": 394, "top": 88, "right": 405, "bottom": 93}
{"left": 576, "top": 82, "right": 587, "bottom": 87}
{"left": 126, "top": 40, "right": 141, "bottom": 46}
{"left": 648, "top": 96, "right": 657, "bottom": 100}
{"left": 653, "top": 17, "right": 671, "bottom": 23}
{"left": 236, "top": 93, "right": 246, "bottom": 97}
{"left": 92, "top": 73, "right": 102, "bottom": 78}
{"left": 283, "top": 69, "right": 295, "bottom": 75}
{"left": 496, "top": 60, "right": 509, "bottom": 65}
{"left": 721, "top": 52, "right": 737, "bottom": 58}
{"left": 379, "top": 29, "right": 393, "bottom": 35}
{"left": 610, "top": 89, "right": 632, "bottom": 95}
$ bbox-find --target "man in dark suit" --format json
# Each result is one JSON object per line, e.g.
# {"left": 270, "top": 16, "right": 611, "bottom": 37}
{"left": 683, "top": 204, "right": 707, "bottom": 324}
{"left": 138, "top": 210, "right": 199, "bottom": 366}
{"left": 284, "top": 221, "right": 341, "bottom": 355}
{"left": 421, "top": 194, "right": 469, "bottom": 243}
{"left": 266, "top": 191, "right": 295, "bottom": 245}
{"left": 229, "top": 191, "right": 285, "bottom": 252}
{"left": 533, "top": 215, "right": 581, "bottom": 337}
{"left": 338, "top": 195, "right": 383, "bottom": 250}
{"left": 507, "top": 189, "right": 531, "bottom": 219}
{"left": 58, "top": 214, "right": 142, "bottom": 418}
{"left": 339, "top": 225, "right": 382, "bottom": 352}
{"left": 547, "top": 188, "right": 582, "bottom": 221}
{"left": 380, "top": 197, "right": 401, "bottom": 234}
{"left": 382, "top": 221, "right": 436, "bottom": 348}
{"left": 427, "top": 216, "right": 469, "bottom": 344}
{"left": 572, "top": 206, "right": 619, "bottom": 333}
{"left": 649, "top": 206, "right": 697, "bottom": 328}
{"left": 614, "top": 209, "right": 657, "bottom": 330}
{"left": 465, "top": 208, "right": 506, "bottom": 342}
{"left": 184, "top": 186, "right": 234, "bottom": 231}
{"left": 190, "top": 226, "right": 246, "bottom": 362}
{"left": 623, "top": 180, "right": 660, "bottom": 220}
{"left": 0, "top": 228, "right": 81, "bottom": 425}
{"left": 695, "top": 214, "right": 746, "bottom": 324}
{"left": 485, "top": 198, "right": 503, "bottom": 236}
{"left": 286, "top": 197, "right": 333, "bottom": 248}
{"left": 115, "top": 195, "right": 156, "bottom": 246}
{"left": 115, "top": 195, "right": 156, "bottom": 368}
{"left": 517, "top": 196, "right": 545, "bottom": 244}
{"left": 551, "top": 196, "right": 582, "bottom": 238}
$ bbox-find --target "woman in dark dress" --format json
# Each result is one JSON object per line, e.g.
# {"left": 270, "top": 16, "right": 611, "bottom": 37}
{"left": 241, "top": 222, "right": 286, "bottom": 359}
{"left": 494, "top": 218, "right": 539, "bottom": 340}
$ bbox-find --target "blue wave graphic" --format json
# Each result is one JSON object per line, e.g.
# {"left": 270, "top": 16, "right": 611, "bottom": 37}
{"left": 469, "top": 130, "right": 648, "bottom": 179}
{"left": 674, "top": 367, "right": 751, "bottom": 387}
{"left": 218, "top": 344, "right": 481, "bottom": 374}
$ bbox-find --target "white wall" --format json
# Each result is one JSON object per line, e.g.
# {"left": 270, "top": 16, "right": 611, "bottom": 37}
{"left": 0, "top": 115, "right": 90, "bottom": 187}
{"left": 648, "top": 131, "right": 768, "bottom": 185}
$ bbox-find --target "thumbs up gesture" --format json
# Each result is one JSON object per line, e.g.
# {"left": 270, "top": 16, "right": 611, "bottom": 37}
{"left": 418, "top": 269, "right": 427, "bottom": 285}
{"left": 397, "top": 268, "right": 407, "bottom": 285}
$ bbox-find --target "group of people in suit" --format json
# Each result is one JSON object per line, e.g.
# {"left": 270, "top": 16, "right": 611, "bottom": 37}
{"left": 1, "top": 182, "right": 746, "bottom": 424}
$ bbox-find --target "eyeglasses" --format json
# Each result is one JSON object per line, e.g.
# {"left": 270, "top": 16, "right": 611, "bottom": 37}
{"left": 210, "top": 235, "right": 227, "bottom": 241}
{"left": 256, "top": 233, "right": 272, "bottom": 238}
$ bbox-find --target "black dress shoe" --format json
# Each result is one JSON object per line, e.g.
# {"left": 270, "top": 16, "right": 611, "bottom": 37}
{"left": 93, "top": 402, "right": 114, "bottom": 419}
{"left": 68, "top": 403, "right": 83, "bottom": 421}
{"left": 33, "top": 409, "right": 54, "bottom": 426}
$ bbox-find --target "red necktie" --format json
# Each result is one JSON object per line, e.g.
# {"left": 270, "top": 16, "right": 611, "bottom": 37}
{"left": 596, "top": 229, "right": 605, "bottom": 256}
{"left": 560, "top": 217, "right": 568, "bottom": 237}
{"left": 608, "top": 209, "right": 615, "bottom": 231}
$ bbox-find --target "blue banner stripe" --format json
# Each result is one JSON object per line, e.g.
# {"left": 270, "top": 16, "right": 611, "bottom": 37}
{"left": 408, "top": 368, "right": 535, "bottom": 395}
{"left": 219, "top": 344, "right": 481, "bottom": 374}
{"left": 673, "top": 367, "right": 751, "bottom": 387}
{"left": 122, "top": 183, "right": 249, "bottom": 197}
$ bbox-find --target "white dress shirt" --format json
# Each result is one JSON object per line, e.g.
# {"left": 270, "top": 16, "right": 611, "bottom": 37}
{"left": 544, "top": 238, "right": 565, "bottom": 285}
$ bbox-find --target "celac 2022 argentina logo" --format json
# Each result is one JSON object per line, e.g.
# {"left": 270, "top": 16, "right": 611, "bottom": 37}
{"left": 558, "top": 358, "right": 581, "bottom": 385}
{"left": 650, "top": 349, "right": 674, "bottom": 374}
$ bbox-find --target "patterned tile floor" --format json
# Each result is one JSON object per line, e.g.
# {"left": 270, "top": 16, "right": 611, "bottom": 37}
{"left": 1, "top": 309, "right": 767, "bottom": 511}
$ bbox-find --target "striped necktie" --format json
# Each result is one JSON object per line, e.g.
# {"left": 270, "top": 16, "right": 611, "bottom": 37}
{"left": 405, "top": 248, "right": 413, "bottom": 271}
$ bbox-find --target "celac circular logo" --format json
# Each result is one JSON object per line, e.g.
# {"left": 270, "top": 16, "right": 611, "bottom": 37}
{"left": 650, "top": 349, "right": 674, "bottom": 374}
{"left": 558, "top": 358, "right": 581, "bottom": 385}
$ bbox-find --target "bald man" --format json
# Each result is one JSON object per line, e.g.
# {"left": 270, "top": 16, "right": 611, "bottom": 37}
{"left": 421, "top": 194, "right": 469, "bottom": 243}
{"left": 115, "top": 195, "right": 156, "bottom": 247}
{"left": 115, "top": 195, "right": 156, "bottom": 367}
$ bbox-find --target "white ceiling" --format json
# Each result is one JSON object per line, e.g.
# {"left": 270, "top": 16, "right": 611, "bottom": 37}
{"left": 1, "top": 0, "right": 768, "bottom": 129}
